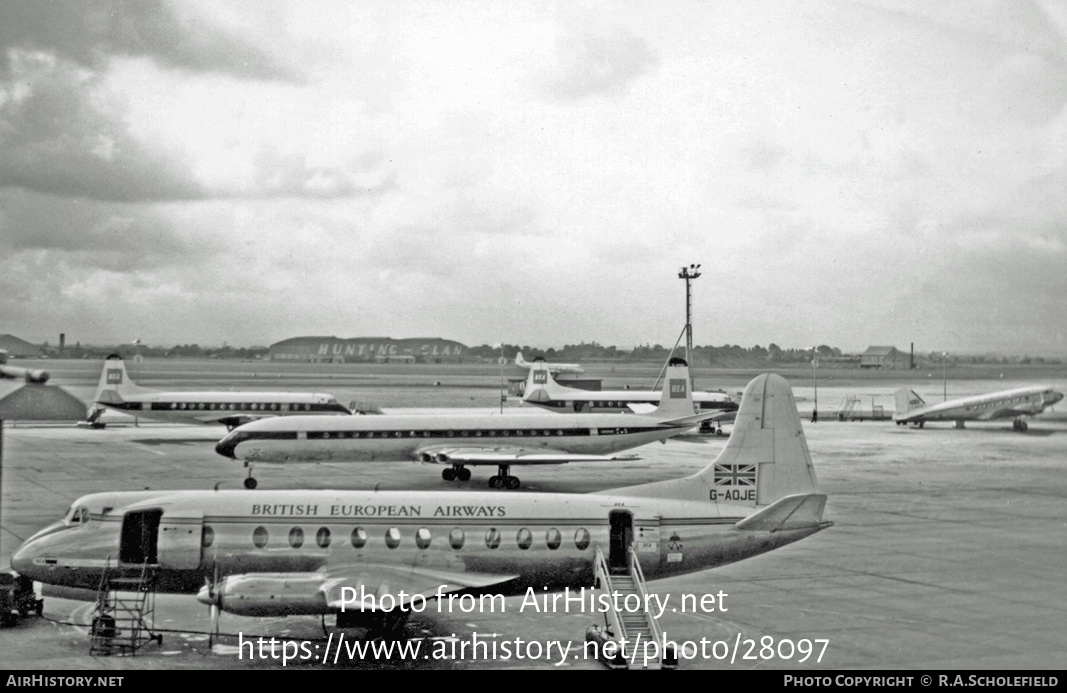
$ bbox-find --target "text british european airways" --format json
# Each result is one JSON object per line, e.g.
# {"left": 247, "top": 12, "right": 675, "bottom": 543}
{"left": 249, "top": 504, "right": 506, "bottom": 518}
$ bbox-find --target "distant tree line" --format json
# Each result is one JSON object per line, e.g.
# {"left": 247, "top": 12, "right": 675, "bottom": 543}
{"left": 34, "top": 340, "right": 1062, "bottom": 365}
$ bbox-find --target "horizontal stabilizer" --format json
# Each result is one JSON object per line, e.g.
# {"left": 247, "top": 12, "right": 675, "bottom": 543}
{"left": 735, "top": 494, "right": 827, "bottom": 532}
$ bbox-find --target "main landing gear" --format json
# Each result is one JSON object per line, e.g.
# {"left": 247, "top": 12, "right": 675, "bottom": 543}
{"left": 441, "top": 466, "right": 472, "bottom": 482}
{"left": 1012, "top": 419, "right": 1029, "bottom": 432}
{"left": 488, "top": 465, "right": 520, "bottom": 490}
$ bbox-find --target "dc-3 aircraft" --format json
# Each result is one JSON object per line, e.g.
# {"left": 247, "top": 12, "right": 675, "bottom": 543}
{"left": 83, "top": 354, "right": 352, "bottom": 429}
{"left": 522, "top": 357, "right": 738, "bottom": 429}
{"left": 12, "top": 373, "right": 830, "bottom": 651}
{"left": 893, "top": 385, "right": 1063, "bottom": 431}
{"left": 514, "top": 351, "right": 584, "bottom": 374}
{"left": 216, "top": 358, "right": 720, "bottom": 490}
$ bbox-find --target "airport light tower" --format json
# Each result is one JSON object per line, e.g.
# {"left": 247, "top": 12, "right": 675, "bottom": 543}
{"left": 942, "top": 351, "right": 948, "bottom": 402}
{"left": 678, "top": 264, "right": 701, "bottom": 371}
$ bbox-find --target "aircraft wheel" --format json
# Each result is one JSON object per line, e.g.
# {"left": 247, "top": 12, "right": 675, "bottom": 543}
{"left": 505, "top": 476, "right": 521, "bottom": 490}
{"left": 457, "top": 467, "right": 471, "bottom": 481}
{"left": 244, "top": 477, "right": 258, "bottom": 490}
{"left": 442, "top": 468, "right": 456, "bottom": 481}
{"left": 488, "top": 476, "right": 499, "bottom": 488}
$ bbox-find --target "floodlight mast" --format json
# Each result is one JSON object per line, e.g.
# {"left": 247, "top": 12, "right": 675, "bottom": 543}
{"left": 678, "top": 264, "right": 701, "bottom": 389}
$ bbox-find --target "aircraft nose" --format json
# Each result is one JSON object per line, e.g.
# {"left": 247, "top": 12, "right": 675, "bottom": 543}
{"left": 215, "top": 433, "right": 239, "bottom": 459}
{"left": 1050, "top": 391, "right": 1064, "bottom": 406}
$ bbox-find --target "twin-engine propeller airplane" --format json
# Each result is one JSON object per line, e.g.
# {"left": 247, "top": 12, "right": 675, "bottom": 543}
{"left": 522, "top": 357, "right": 738, "bottom": 430}
{"left": 216, "top": 358, "right": 718, "bottom": 489}
{"left": 514, "top": 352, "right": 584, "bottom": 374}
{"left": 12, "top": 373, "right": 831, "bottom": 640}
{"left": 83, "top": 354, "right": 352, "bottom": 429}
{"left": 893, "top": 385, "right": 1063, "bottom": 431}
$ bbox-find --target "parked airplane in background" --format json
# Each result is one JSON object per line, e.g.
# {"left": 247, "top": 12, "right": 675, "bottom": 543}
{"left": 216, "top": 358, "right": 717, "bottom": 489}
{"left": 514, "top": 352, "right": 584, "bottom": 374}
{"left": 893, "top": 385, "right": 1063, "bottom": 431}
{"left": 0, "top": 349, "right": 48, "bottom": 383}
{"left": 83, "top": 354, "right": 351, "bottom": 429}
{"left": 522, "top": 358, "right": 738, "bottom": 430}
{"left": 12, "top": 373, "right": 830, "bottom": 646}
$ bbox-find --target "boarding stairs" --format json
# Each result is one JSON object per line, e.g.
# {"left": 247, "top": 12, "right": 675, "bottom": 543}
{"left": 89, "top": 560, "right": 162, "bottom": 656}
{"left": 591, "top": 546, "right": 671, "bottom": 670}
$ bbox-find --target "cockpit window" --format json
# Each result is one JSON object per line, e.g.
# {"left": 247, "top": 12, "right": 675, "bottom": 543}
{"left": 66, "top": 506, "right": 88, "bottom": 525}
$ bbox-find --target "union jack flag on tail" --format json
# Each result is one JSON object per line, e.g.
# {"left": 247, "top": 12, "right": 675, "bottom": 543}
{"left": 713, "top": 463, "right": 757, "bottom": 487}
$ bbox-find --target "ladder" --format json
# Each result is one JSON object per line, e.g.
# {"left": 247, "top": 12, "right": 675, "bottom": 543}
{"left": 591, "top": 546, "right": 673, "bottom": 670}
{"left": 89, "top": 560, "right": 162, "bottom": 656}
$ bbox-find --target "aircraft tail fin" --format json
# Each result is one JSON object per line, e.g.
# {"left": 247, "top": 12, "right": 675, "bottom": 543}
{"left": 604, "top": 373, "right": 819, "bottom": 509}
{"left": 515, "top": 352, "right": 529, "bottom": 368}
{"left": 649, "top": 357, "right": 698, "bottom": 420}
{"left": 522, "top": 359, "right": 564, "bottom": 403}
{"left": 91, "top": 353, "right": 150, "bottom": 405}
{"left": 893, "top": 387, "right": 925, "bottom": 418}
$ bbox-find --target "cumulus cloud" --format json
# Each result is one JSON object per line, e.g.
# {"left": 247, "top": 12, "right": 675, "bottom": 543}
{"left": 0, "top": 0, "right": 305, "bottom": 83}
{"left": 0, "top": 54, "right": 208, "bottom": 202}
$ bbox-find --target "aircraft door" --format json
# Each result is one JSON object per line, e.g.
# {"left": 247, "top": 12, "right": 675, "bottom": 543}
{"left": 156, "top": 510, "right": 204, "bottom": 570}
{"left": 120, "top": 509, "right": 162, "bottom": 565}
{"left": 608, "top": 510, "right": 633, "bottom": 575}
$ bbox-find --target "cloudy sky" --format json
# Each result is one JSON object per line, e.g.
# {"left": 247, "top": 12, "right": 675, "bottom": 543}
{"left": 1, "top": 1, "right": 1065, "bottom": 355}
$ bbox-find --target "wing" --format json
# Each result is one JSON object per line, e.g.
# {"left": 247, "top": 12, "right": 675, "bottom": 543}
{"left": 320, "top": 564, "right": 517, "bottom": 610}
{"left": 416, "top": 443, "right": 640, "bottom": 466}
{"left": 976, "top": 406, "right": 1028, "bottom": 421}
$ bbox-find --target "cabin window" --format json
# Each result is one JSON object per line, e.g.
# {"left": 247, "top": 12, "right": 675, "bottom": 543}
{"left": 416, "top": 528, "right": 432, "bottom": 550}
{"left": 517, "top": 528, "right": 532, "bottom": 550}
{"left": 574, "top": 528, "right": 590, "bottom": 551}
{"left": 385, "top": 528, "right": 401, "bottom": 549}
{"left": 485, "top": 528, "right": 501, "bottom": 549}
{"left": 252, "top": 526, "right": 269, "bottom": 548}
{"left": 288, "top": 527, "right": 305, "bottom": 549}
{"left": 545, "top": 528, "right": 561, "bottom": 550}
{"left": 449, "top": 529, "right": 465, "bottom": 549}
{"left": 202, "top": 525, "right": 215, "bottom": 548}
{"left": 316, "top": 528, "right": 331, "bottom": 548}
{"left": 351, "top": 527, "right": 367, "bottom": 549}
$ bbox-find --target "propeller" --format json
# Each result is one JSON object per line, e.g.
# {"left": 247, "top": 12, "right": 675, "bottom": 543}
{"left": 202, "top": 558, "right": 220, "bottom": 648}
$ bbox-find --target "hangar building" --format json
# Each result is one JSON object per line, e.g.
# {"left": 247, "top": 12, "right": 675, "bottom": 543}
{"left": 269, "top": 336, "right": 469, "bottom": 364}
{"left": 860, "top": 346, "right": 910, "bottom": 369}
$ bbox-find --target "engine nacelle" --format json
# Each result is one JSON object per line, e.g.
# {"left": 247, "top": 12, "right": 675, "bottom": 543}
{"left": 198, "top": 573, "right": 327, "bottom": 616}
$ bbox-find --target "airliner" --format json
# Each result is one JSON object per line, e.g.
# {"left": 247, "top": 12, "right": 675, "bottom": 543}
{"left": 514, "top": 352, "right": 584, "bottom": 374}
{"left": 0, "top": 348, "right": 48, "bottom": 383}
{"left": 893, "top": 385, "right": 1063, "bottom": 431}
{"left": 522, "top": 358, "right": 738, "bottom": 430}
{"left": 83, "top": 354, "right": 351, "bottom": 429}
{"left": 12, "top": 373, "right": 831, "bottom": 642}
{"left": 216, "top": 358, "right": 717, "bottom": 489}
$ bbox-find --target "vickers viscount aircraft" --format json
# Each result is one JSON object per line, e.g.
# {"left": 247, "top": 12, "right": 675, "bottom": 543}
{"left": 12, "top": 373, "right": 831, "bottom": 643}
{"left": 216, "top": 358, "right": 716, "bottom": 490}
{"left": 514, "top": 352, "right": 584, "bottom": 374}
{"left": 522, "top": 358, "right": 738, "bottom": 430}
{"left": 84, "top": 354, "right": 351, "bottom": 429}
{"left": 0, "top": 349, "right": 48, "bottom": 383}
{"left": 893, "top": 385, "right": 1063, "bottom": 431}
